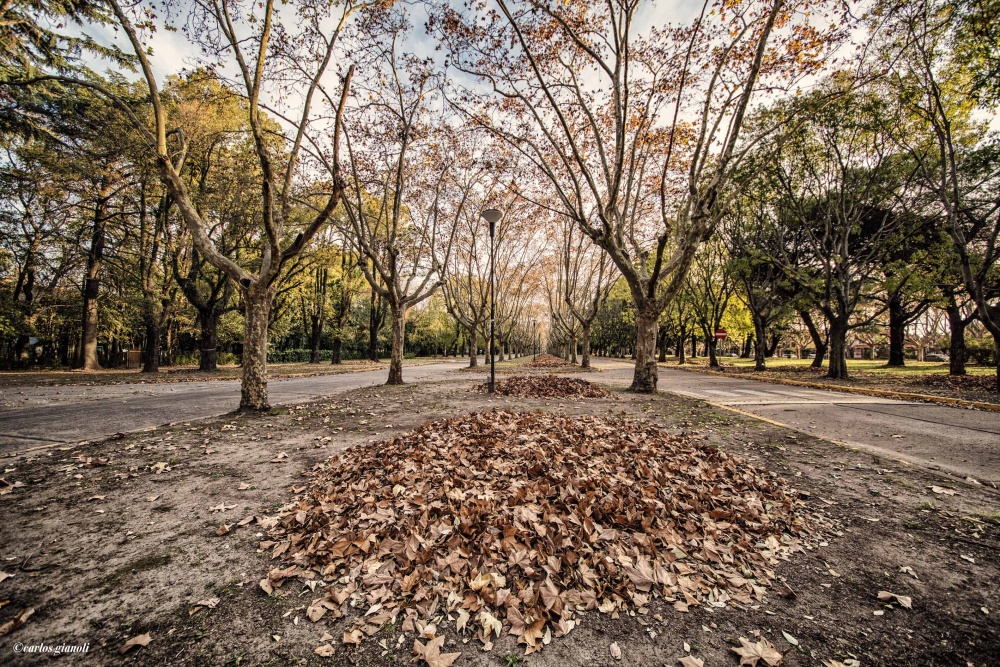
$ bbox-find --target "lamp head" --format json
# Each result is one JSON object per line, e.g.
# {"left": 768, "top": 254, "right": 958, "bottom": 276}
{"left": 481, "top": 208, "right": 502, "bottom": 234}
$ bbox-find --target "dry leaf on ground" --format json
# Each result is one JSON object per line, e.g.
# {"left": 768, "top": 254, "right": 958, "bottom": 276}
{"left": 118, "top": 632, "right": 152, "bottom": 654}
{"left": 478, "top": 375, "right": 611, "bottom": 399}
{"left": 265, "top": 412, "right": 821, "bottom": 654}
{"left": 525, "top": 354, "right": 574, "bottom": 369}
{"left": 413, "top": 636, "right": 461, "bottom": 667}
{"left": 732, "top": 636, "right": 784, "bottom": 666}
{"left": 0, "top": 607, "right": 33, "bottom": 636}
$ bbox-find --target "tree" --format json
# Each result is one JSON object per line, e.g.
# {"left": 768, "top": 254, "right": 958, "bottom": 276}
{"left": 340, "top": 13, "right": 464, "bottom": 384}
{"left": 756, "top": 82, "right": 907, "bottom": 378}
{"left": 559, "top": 218, "right": 616, "bottom": 368}
{"left": 58, "top": 0, "right": 367, "bottom": 408}
{"left": 684, "top": 240, "right": 734, "bottom": 368}
{"left": 433, "top": 0, "right": 842, "bottom": 391}
{"left": 876, "top": 0, "right": 1000, "bottom": 388}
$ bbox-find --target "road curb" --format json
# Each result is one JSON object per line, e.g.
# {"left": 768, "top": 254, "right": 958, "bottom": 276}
{"left": 665, "top": 364, "right": 1000, "bottom": 412}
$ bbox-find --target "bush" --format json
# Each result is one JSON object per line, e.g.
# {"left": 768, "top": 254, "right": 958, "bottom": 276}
{"left": 268, "top": 348, "right": 333, "bottom": 363}
{"left": 967, "top": 338, "right": 997, "bottom": 366}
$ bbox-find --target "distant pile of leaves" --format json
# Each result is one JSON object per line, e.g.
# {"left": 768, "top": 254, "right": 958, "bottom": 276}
{"left": 525, "top": 353, "right": 574, "bottom": 369}
{"left": 477, "top": 375, "right": 612, "bottom": 399}
{"left": 262, "top": 412, "right": 820, "bottom": 660}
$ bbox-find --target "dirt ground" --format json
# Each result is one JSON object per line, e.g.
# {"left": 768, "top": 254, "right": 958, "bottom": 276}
{"left": 676, "top": 359, "right": 1000, "bottom": 407}
{"left": 0, "top": 377, "right": 997, "bottom": 666}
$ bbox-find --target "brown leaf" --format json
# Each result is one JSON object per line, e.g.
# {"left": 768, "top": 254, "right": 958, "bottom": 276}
{"left": 413, "top": 636, "right": 461, "bottom": 667}
{"left": 732, "top": 636, "right": 783, "bottom": 666}
{"left": 314, "top": 643, "right": 335, "bottom": 657}
{"left": 678, "top": 656, "right": 704, "bottom": 667}
{"left": 610, "top": 641, "right": 622, "bottom": 660}
{"left": 0, "top": 607, "right": 33, "bottom": 636}
{"left": 119, "top": 632, "right": 152, "bottom": 654}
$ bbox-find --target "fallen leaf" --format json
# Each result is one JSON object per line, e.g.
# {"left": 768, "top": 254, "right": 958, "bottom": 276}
{"left": 877, "top": 591, "right": 912, "bottom": 609}
{"left": 610, "top": 641, "right": 622, "bottom": 660}
{"left": 678, "top": 656, "right": 704, "bottom": 667}
{"left": 118, "top": 632, "right": 152, "bottom": 654}
{"left": 929, "top": 486, "right": 957, "bottom": 496}
{"left": 782, "top": 630, "right": 798, "bottom": 646}
{"left": 0, "top": 572, "right": 12, "bottom": 585}
{"left": 732, "top": 636, "right": 783, "bottom": 666}
{"left": 315, "top": 643, "right": 335, "bottom": 656}
{"left": 343, "top": 629, "right": 363, "bottom": 645}
{"left": 0, "top": 607, "right": 33, "bottom": 636}
{"left": 413, "top": 636, "right": 461, "bottom": 667}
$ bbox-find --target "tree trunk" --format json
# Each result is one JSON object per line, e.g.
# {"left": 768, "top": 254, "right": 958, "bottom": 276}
{"left": 800, "top": 310, "right": 827, "bottom": 368}
{"left": 467, "top": 327, "right": 478, "bottom": 368}
{"left": 752, "top": 315, "right": 766, "bottom": 371}
{"left": 142, "top": 316, "right": 159, "bottom": 373}
{"left": 887, "top": 293, "right": 906, "bottom": 367}
{"left": 630, "top": 306, "right": 658, "bottom": 392}
{"left": 331, "top": 337, "right": 343, "bottom": 365}
{"left": 59, "top": 330, "right": 70, "bottom": 367}
{"left": 581, "top": 323, "right": 592, "bottom": 369}
{"left": 677, "top": 333, "right": 685, "bottom": 365}
{"left": 309, "top": 314, "right": 322, "bottom": 364}
{"left": 387, "top": 305, "right": 405, "bottom": 385}
{"left": 946, "top": 298, "right": 967, "bottom": 376}
{"left": 827, "top": 319, "right": 849, "bottom": 380}
{"left": 240, "top": 285, "right": 273, "bottom": 411}
{"left": 199, "top": 310, "right": 219, "bottom": 371}
{"left": 690, "top": 333, "right": 697, "bottom": 359}
{"left": 708, "top": 337, "right": 719, "bottom": 368}
{"left": 78, "top": 192, "right": 109, "bottom": 370}
{"left": 766, "top": 333, "right": 780, "bottom": 358}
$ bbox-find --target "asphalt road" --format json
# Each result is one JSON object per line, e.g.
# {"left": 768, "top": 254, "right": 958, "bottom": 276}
{"left": 0, "top": 360, "right": 473, "bottom": 451}
{"left": 2, "top": 357, "right": 997, "bottom": 486}
{"left": 644, "top": 364, "right": 1000, "bottom": 486}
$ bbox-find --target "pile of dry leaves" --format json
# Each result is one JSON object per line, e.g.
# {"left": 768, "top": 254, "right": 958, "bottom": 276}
{"left": 477, "top": 375, "right": 612, "bottom": 399}
{"left": 525, "top": 354, "right": 574, "bottom": 369}
{"left": 262, "top": 412, "right": 818, "bottom": 659}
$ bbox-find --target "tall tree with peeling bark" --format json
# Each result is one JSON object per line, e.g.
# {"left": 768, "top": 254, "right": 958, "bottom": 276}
{"left": 22, "top": 0, "right": 375, "bottom": 408}
{"left": 339, "top": 11, "right": 464, "bottom": 385}
{"left": 432, "top": 0, "right": 842, "bottom": 391}
{"left": 558, "top": 218, "right": 617, "bottom": 369}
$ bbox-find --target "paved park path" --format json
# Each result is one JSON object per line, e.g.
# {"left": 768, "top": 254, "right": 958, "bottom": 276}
{"left": 2, "top": 357, "right": 997, "bottom": 486}
{"left": 603, "top": 361, "right": 999, "bottom": 486}
{"left": 0, "top": 360, "right": 470, "bottom": 452}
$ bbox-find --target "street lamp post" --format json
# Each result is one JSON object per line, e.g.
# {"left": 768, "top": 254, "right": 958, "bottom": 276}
{"left": 481, "top": 208, "right": 502, "bottom": 394}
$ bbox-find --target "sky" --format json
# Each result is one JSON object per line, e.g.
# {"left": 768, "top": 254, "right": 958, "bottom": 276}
{"left": 74, "top": 0, "right": 997, "bottom": 133}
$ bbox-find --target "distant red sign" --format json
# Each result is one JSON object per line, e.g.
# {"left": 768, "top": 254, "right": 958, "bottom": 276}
{"left": 715, "top": 328, "right": 728, "bottom": 340}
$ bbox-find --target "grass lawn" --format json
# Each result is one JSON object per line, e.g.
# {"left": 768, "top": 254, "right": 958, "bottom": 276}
{"left": 675, "top": 356, "right": 999, "bottom": 406}
{"left": 710, "top": 357, "right": 994, "bottom": 376}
